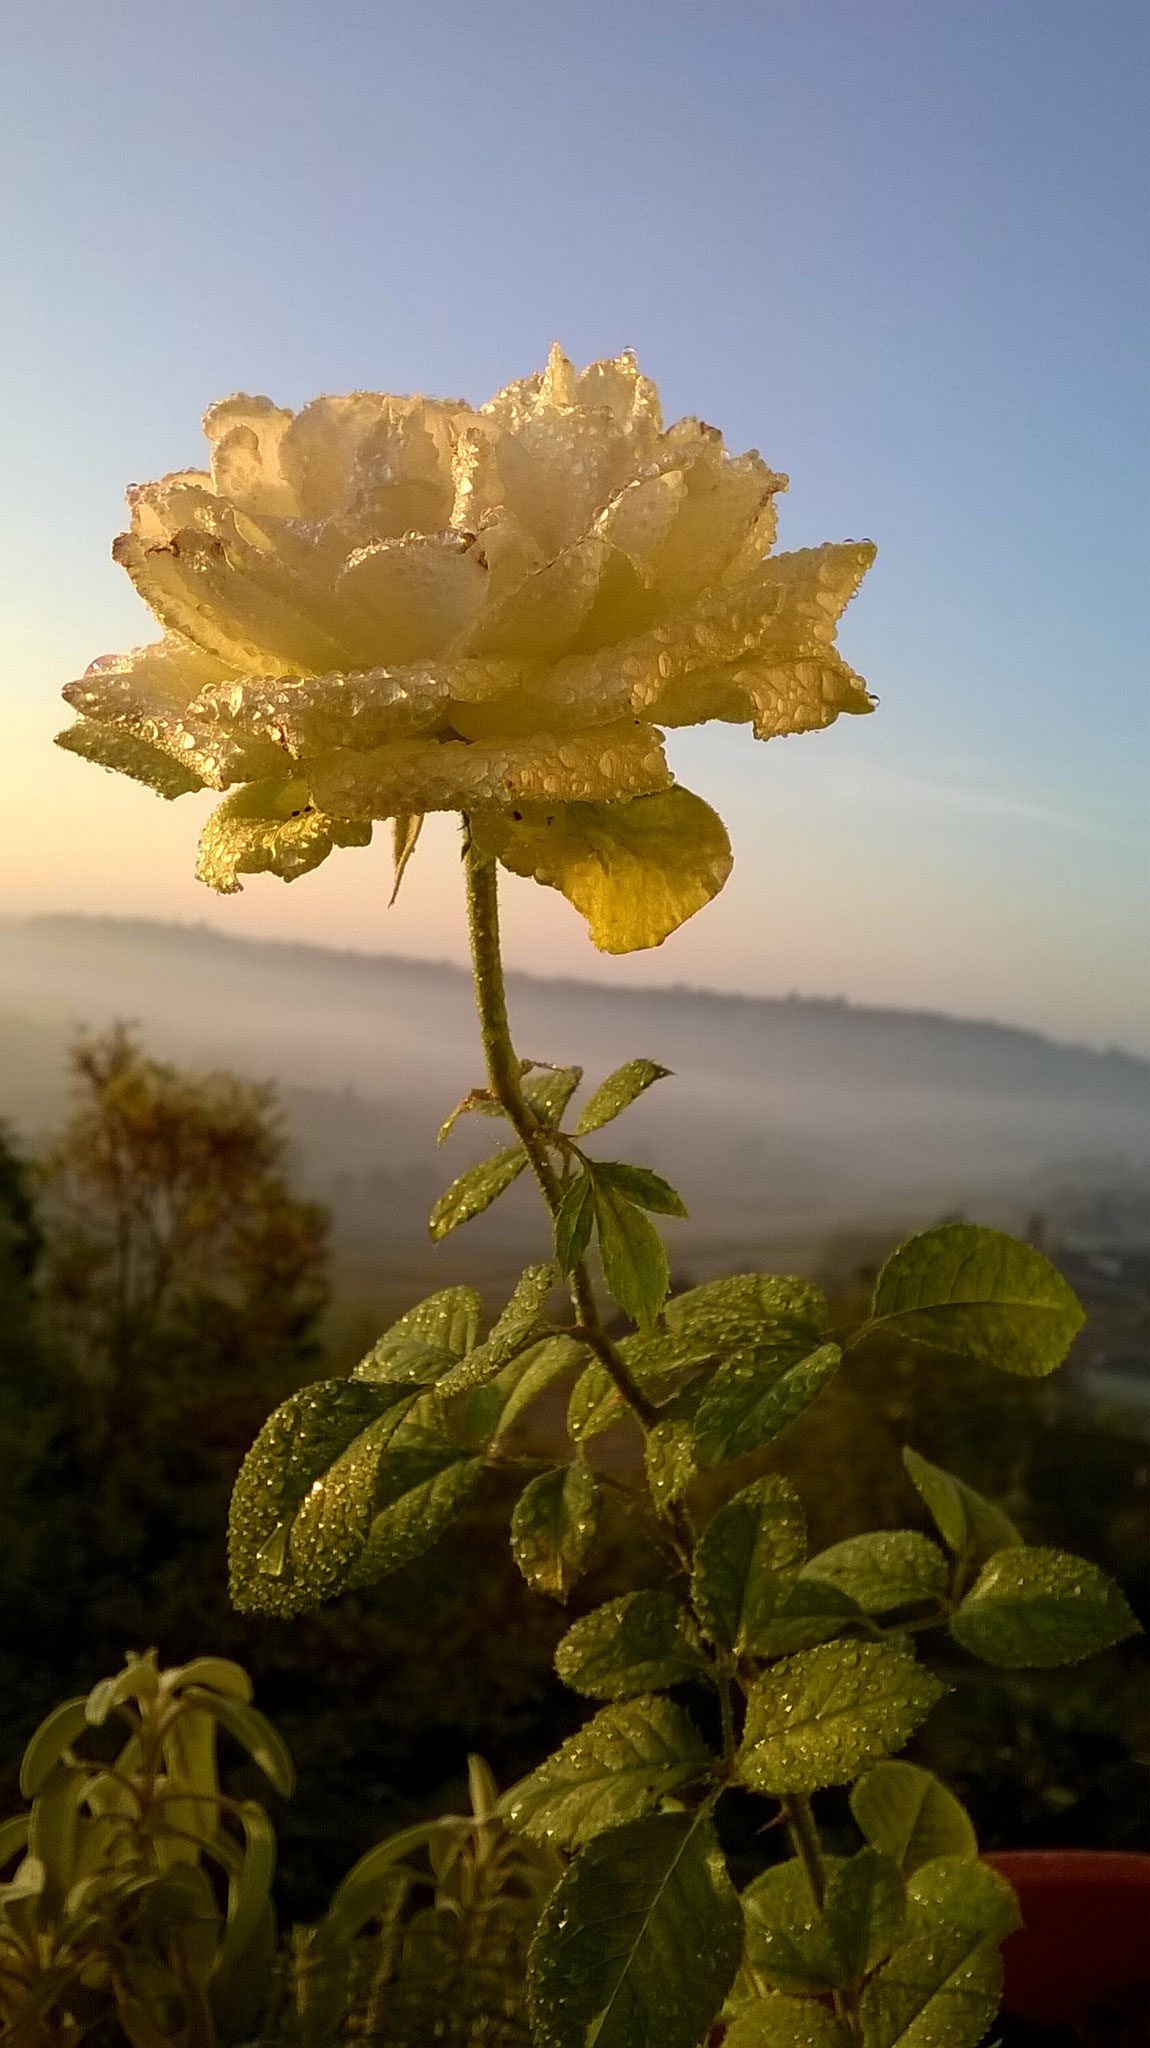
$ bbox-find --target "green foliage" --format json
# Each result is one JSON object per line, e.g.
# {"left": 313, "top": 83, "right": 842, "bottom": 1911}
{"left": 949, "top": 1544, "right": 1139, "bottom": 1666}
{"left": 724, "top": 1996, "right": 852, "bottom": 2046}
{"left": 500, "top": 1696, "right": 713, "bottom": 1850}
{"left": 690, "top": 1475, "right": 808, "bottom": 1654}
{"left": 901, "top": 1446, "right": 1022, "bottom": 1569}
{"left": 856, "top": 1856, "right": 1020, "bottom": 2047}
{"left": 229, "top": 1278, "right": 561, "bottom": 1616}
{"left": 800, "top": 1532, "right": 948, "bottom": 1615}
{"left": 510, "top": 1464, "right": 602, "bottom": 1599}
{"left": 526, "top": 1810, "right": 743, "bottom": 2048}
{"left": 0, "top": 1652, "right": 284, "bottom": 2046}
{"left": 737, "top": 1642, "right": 945, "bottom": 1797}
{"left": 692, "top": 1340, "right": 842, "bottom": 1469}
{"left": 428, "top": 1143, "right": 528, "bottom": 1239}
{"left": 741, "top": 1850, "right": 905, "bottom": 1996}
{"left": 591, "top": 1174, "right": 671, "bottom": 1331}
{"left": 573, "top": 1060, "right": 672, "bottom": 1137}
{"left": 867, "top": 1223, "right": 1085, "bottom": 1377}
{"left": 266, "top": 1756, "right": 559, "bottom": 2048}
{"left": 554, "top": 1591, "right": 710, "bottom": 1699}
{"left": 850, "top": 1762, "right": 978, "bottom": 1874}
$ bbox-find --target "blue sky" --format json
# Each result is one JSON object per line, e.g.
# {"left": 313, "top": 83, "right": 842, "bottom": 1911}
{"left": 3, "top": 2, "right": 1147, "bottom": 1050}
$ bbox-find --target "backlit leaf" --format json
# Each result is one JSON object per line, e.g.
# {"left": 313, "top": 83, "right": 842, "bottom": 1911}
{"left": 724, "top": 1996, "right": 852, "bottom": 2046}
{"left": 737, "top": 1642, "right": 944, "bottom": 1797}
{"left": 524, "top": 1064, "right": 584, "bottom": 1125}
{"left": 742, "top": 1851, "right": 904, "bottom": 1998}
{"left": 592, "top": 1161, "right": 688, "bottom": 1217}
{"left": 494, "top": 1334, "right": 588, "bottom": 1442}
{"left": 527, "top": 1810, "right": 743, "bottom": 2048}
{"left": 555, "top": 1172, "right": 596, "bottom": 1274}
{"left": 575, "top": 1059, "right": 672, "bottom": 1136}
{"left": 692, "top": 1342, "right": 841, "bottom": 1469}
{"left": 752, "top": 1578, "right": 862, "bottom": 1656}
{"left": 344, "top": 1445, "right": 483, "bottom": 1590}
{"left": 869, "top": 1225, "right": 1084, "bottom": 1378}
{"left": 691, "top": 1476, "right": 808, "bottom": 1653}
{"left": 902, "top": 1447, "right": 1021, "bottom": 1567}
{"left": 850, "top": 1762, "right": 977, "bottom": 1875}
{"left": 950, "top": 1545, "right": 1139, "bottom": 1667}
{"left": 555, "top": 1591, "right": 710, "bottom": 1699}
{"left": 593, "top": 1179, "right": 670, "bottom": 1330}
{"left": 858, "top": 1855, "right": 1019, "bottom": 2048}
{"left": 501, "top": 1695, "right": 712, "bottom": 1850}
{"left": 511, "top": 1464, "right": 602, "bottom": 1598}
{"left": 801, "top": 1532, "right": 947, "bottom": 1615}
{"left": 436, "top": 1261, "right": 557, "bottom": 1397}
{"left": 477, "top": 786, "right": 734, "bottom": 954}
{"left": 428, "top": 1143, "right": 527, "bottom": 1240}
{"left": 228, "top": 1379, "right": 417, "bottom": 1616}
{"left": 375, "top": 1284, "right": 483, "bottom": 1359}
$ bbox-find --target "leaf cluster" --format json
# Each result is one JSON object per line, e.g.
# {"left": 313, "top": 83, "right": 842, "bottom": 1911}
{"left": 0, "top": 1652, "right": 288, "bottom": 2047}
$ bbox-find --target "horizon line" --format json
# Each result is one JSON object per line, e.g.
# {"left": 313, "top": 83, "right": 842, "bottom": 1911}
{"left": 7, "top": 909, "right": 1148, "bottom": 1070}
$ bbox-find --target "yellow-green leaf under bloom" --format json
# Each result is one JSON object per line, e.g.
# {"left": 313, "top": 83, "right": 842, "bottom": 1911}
{"left": 472, "top": 788, "right": 733, "bottom": 951}
{"left": 196, "top": 777, "right": 372, "bottom": 894}
{"left": 57, "top": 346, "right": 876, "bottom": 947}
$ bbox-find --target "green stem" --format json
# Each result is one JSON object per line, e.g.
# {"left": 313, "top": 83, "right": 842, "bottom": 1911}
{"left": 779, "top": 1793, "right": 826, "bottom": 1912}
{"left": 462, "top": 830, "right": 660, "bottom": 1430}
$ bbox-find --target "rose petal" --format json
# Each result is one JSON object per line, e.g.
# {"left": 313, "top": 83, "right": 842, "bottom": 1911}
{"left": 55, "top": 718, "right": 207, "bottom": 798}
{"left": 335, "top": 532, "right": 488, "bottom": 665}
{"left": 306, "top": 718, "right": 670, "bottom": 820}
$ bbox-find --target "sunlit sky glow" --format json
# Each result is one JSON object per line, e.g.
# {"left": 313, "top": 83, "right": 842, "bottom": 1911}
{"left": 3, "top": 2, "right": 1147, "bottom": 1051}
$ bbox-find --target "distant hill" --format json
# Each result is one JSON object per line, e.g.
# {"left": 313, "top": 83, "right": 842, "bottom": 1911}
{"left": 2, "top": 916, "right": 1147, "bottom": 1280}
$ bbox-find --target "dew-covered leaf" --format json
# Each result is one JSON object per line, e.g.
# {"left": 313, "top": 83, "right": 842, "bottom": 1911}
{"left": 437, "top": 1087, "right": 501, "bottom": 1145}
{"left": 524, "top": 1064, "right": 584, "bottom": 1126}
{"left": 527, "top": 1810, "right": 743, "bottom": 2048}
{"left": 901, "top": 1447, "right": 1022, "bottom": 1568}
{"left": 640, "top": 1273, "right": 830, "bottom": 1380}
{"left": 343, "top": 1446, "right": 483, "bottom": 1590}
{"left": 592, "top": 1161, "right": 688, "bottom": 1217}
{"left": 555, "top": 1171, "right": 596, "bottom": 1274}
{"left": 501, "top": 1695, "right": 712, "bottom": 1850}
{"left": 494, "top": 1334, "right": 588, "bottom": 1442}
{"left": 435, "top": 1261, "right": 557, "bottom": 1397}
{"left": 644, "top": 1407, "right": 699, "bottom": 1511}
{"left": 691, "top": 1476, "right": 807, "bottom": 1653}
{"left": 824, "top": 1849, "right": 906, "bottom": 1985}
{"left": 428, "top": 1143, "right": 527, "bottom": 1240}
{"left": 575, "top": 1059, "right": 672, "bottom": 1137}
{"left": 751, "top": 1578, "right": 862, "bottom": 1656}
{"left": 723, "top": 1995, "right": 853, "bottom": 2046}
{"left": 511, "top": 1464, "right": 602, "bottom": 1599}
{"left": 374, "top": 1285, "right": 483, "bottom": 1359}
{"left": 593, "top": 1179, "right": 670, "bottom": 1331}
{"left": 801, "top": 1532, "right": 948, "bottom": 1615}
{"left": 737, "top": 1641, "right": 944, "bottom": 1797}
{"left": 228, "top": 1380, "right": 416, "bottom": 1615}
{"left": 869, "top": 1225, "right": 1084, "bottom": 1378}
{"left": 555, "top": 1591, "right": 710, "bottom": 1699}
{"left": 570, "top": 1274, "right": 829, "bottom": 1445}
{"left": 351, "top": 1335, "right": 461, "bottom": 1388}
{"left": 950, "top": 1545, "right": 1140, "bottom": 1667}
{"left": 850, "top": 1762, "right": 977, "bottom": 1875}
{"left": 743, "top": 1847, "right": 904, "bottom": 1997}
{"left": 858, "top": 1855, "right": 1020, "bottom": 2048}
{"left": 692, "top": 1343, "right": 842, "bottom": 1469}
{"left": 741, "top": 1857, "right": 844, "bottom": 1996}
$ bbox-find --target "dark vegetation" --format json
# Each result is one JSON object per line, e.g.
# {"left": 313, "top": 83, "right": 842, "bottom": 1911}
{"left": 1, "top": 1032, "right": 1146, "bottom": 1930}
